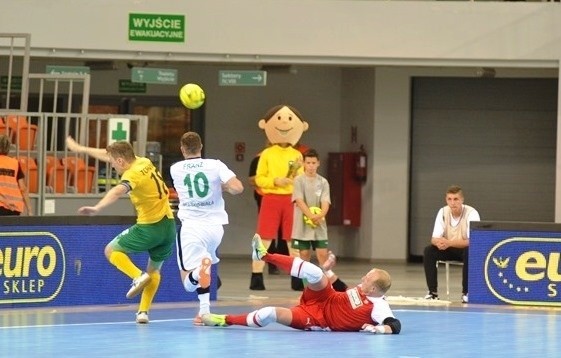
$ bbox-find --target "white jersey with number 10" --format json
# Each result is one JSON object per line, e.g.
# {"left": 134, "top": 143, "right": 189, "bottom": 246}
{"left": 170, "top": 158, "right": 236, "bottom": 225}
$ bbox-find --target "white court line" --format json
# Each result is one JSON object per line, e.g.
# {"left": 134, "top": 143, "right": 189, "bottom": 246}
{"left": 393, "top": 308, "right": 559, "bottom": 317}
{"left": 0, "top": 318, "right": 192, "bottom": 330}
{"left": 3, "top": 308, "right": 557, "bottom": 330}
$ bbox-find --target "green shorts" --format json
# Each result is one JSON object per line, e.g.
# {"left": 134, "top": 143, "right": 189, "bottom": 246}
{"left": 291, "top": 239, "right": 328, "bottom": 250}
{"left": 110, "top": 216, "right": 176, "bottom": 263}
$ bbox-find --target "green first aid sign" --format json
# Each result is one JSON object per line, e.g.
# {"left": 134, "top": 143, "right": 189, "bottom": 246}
{"left": 108, "top": 118, "right": 130, "bottom": 144}
{"left": 129, "top": 13, "right": 185, "bottom": 42}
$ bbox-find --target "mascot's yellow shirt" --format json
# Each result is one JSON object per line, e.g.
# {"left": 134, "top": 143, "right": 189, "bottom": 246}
{"left": 120, "top": 157, "right": 173, "bottom": 224}
{"left": 255, "top": 145, "right": 303, "bottom": 195}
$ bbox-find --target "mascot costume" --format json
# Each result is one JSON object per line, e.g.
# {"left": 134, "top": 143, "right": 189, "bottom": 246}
{"left": 250, "top": 104, "right": 308, "bottom": 290}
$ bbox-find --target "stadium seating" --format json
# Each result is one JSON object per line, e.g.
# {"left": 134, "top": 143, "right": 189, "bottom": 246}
{"left": 6, "top": 115, "right": 38, "bottom": 150}
{"left": 17, "top": 156, "right": 38, "bottom": 193}
{"left": 61, "top": 156, "right": 96, "bottom": 193}
{"left": 46, "top": 156, "right": 67, "bottom": 193}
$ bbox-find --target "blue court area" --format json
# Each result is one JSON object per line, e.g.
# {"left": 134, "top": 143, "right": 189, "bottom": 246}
{"left": 2, "top": 303, "right": 559, "bottom": 357}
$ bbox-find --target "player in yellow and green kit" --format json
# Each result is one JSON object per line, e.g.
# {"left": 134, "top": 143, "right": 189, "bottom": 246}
{"left": 66, "top": 137, "right": 176, "bottom": 324}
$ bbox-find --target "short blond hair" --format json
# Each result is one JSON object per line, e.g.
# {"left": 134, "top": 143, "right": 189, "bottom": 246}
{"left": 106, "top": 141, "right": 136, "bottom": 162}
{"left": 373, "top": 268, "right": 392, "bottom": 294}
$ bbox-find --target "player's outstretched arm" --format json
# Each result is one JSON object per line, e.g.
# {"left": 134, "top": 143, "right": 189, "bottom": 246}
{"left": 66, "top": 136, "right": 111, "bottom": 162}
{"left": 78, "top": 184, "right": 128, "bottom": 215}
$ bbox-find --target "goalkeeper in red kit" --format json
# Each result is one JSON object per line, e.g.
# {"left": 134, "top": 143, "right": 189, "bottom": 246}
{"left": 202, "top": 234, "right": 401, "bottom": 334}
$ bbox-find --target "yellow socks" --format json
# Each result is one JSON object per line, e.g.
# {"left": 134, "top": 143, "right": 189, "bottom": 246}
{"left": 139, "top": 272, "right": 161, "bottom": 312}
{"left": 108, "top": 251, "right": 161, "bottom": 313}
{"left": 109, "top": 251, "right": 142, "bottom": 279}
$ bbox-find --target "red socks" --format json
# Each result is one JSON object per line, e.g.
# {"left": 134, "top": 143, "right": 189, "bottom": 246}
{"left": 263, "top": 253, "right": 295, "bottom": 273}
{"left": 226, "top": 314, "right": 248, "bottom": 326}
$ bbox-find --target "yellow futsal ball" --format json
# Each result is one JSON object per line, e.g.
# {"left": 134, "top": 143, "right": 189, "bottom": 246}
{"left": 179, "top": 83, "right": 205, "bottom": 109}
{"left": 304, "top": 206, "right": 323, "bottom": 228}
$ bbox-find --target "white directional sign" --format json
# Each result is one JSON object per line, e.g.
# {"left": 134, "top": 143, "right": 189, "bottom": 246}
{"left": 219, "top": 70, "right": 267, "bottom": 86}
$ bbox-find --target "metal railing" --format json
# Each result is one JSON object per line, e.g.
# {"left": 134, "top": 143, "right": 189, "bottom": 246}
{"left": 0, "top": 33, "right": 31, "bottom": 111}
{"left": 0, "top": 111, "right": 149, "bottom": 215}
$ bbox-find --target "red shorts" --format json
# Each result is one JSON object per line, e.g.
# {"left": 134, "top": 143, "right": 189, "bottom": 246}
{"left": 257, "top": 194, "right": 293, "bottom": 240}
{"left": 289, "top": 285, "right": 335, "bottom": 330}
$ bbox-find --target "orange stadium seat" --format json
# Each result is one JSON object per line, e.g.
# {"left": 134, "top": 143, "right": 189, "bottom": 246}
{"left": 17, "top": 156, "right": 38, "bottom": 193}
{"left": 61, "top": 156, "right": 96, "bottom": 194}
{"left": 46, "top": 156, "right": 67, "bottom": 193}
{"left": 6, "top": 115, "right": 38, "bottom": 150}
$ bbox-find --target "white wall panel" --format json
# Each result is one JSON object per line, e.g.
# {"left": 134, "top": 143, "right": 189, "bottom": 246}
{"left": 0, "top": 1, "right": 560, "bottom": 65}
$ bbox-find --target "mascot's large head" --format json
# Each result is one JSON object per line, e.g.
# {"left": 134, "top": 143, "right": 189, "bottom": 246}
{"left": 258, "top": 104, "right": 309, "bottom": 146}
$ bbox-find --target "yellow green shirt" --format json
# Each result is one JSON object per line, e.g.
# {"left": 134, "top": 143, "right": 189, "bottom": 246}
{"left": 120, "top": 157, "right": 173, "bottom": 224}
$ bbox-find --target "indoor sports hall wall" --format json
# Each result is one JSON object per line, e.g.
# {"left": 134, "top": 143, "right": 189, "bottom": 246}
{"left": 408, "top": 77, "right": 557, "bottom": 257}
{"left": 1, "top": 1, "right": 559, "bottom": 64}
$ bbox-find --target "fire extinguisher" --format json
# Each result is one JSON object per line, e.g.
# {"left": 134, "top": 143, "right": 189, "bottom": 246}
{"left": 355, "top": 145, "right": 367, "bottom": 182}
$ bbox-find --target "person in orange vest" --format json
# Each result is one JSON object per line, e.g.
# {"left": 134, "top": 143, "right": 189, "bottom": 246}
{"left": 0, "top": 134, "right": 32, "bottom": 216}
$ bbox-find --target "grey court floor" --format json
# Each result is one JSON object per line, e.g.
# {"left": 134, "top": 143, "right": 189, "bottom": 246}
{"left": 2, "top": 258, "right": 560, "bottom": 357}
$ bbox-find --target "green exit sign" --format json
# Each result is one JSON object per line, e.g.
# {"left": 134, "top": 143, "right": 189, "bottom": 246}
{"left": 219, "top": 70, "right": 267, "bottom": 86}
{"left": 119, "top": 79, "right": 147, "bottom": 93}
{"left": 131, "top": 67, "right": 177, "bottom": 85}
{"left": 0, "top": 76, "right": 22, "bottom": 91}
{"left": 129, "top": 13, "right": 185, "bottom": 42}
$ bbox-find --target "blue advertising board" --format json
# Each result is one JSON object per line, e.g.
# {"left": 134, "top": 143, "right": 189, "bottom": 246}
{"left": 0, "top": 217, "right": 217, "bottom": 308}
{"left": 469, "top": 221, "right": 561, "bottom": 306}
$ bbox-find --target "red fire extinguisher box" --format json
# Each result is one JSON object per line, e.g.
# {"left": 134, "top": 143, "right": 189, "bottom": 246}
{"left": 326, "top": 152, "right": 363, "bottom": 227}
